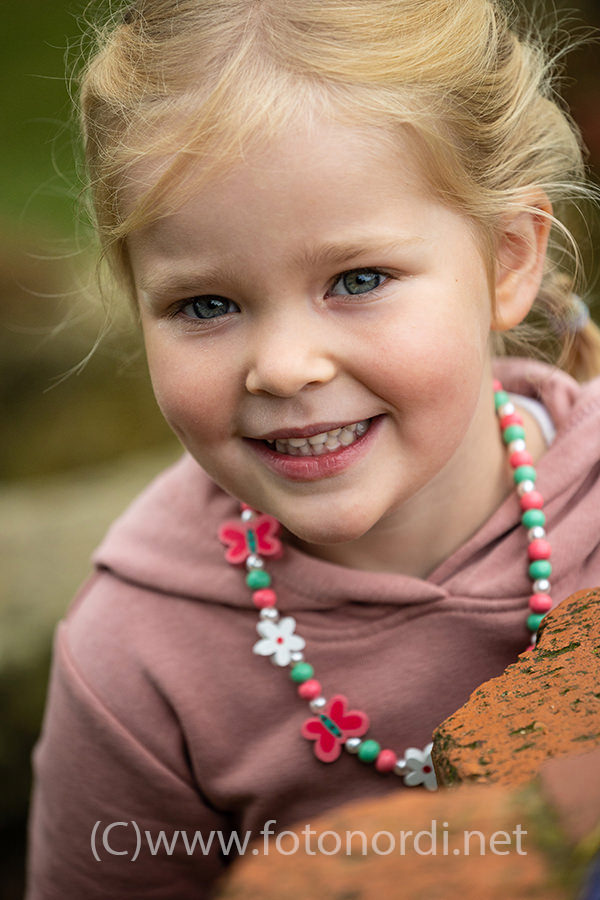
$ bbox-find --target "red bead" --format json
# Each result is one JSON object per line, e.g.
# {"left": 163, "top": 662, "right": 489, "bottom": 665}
{"left": 492, "top": 379, "right": 503, "bottom": 392}
{"left": 500, "top": 412, "right": 524, "bottom": 429}
{"left": 529, "top": 593, "right": 552, "bottom": 613}
{"left": 528, "top": 539, "right": 551, "bottom": 561}
{"left": 520, "top": 491, "right": 544, "bottom": 511}
{"left": 525, "top": 644, "right": 535, "bottom": 652}
{"left": 298, "top": 679, "right": 321, "bottom": 700}
{"left": 509, "top": 450, "right": 533, "bottom": 468}
{"left": 252, "top": 588, "right": 277, "bottom": 608}
{"left": 375, "top": 749, "right": 397, "bottom": 773}
{"left": 240, "top": 502, "right": 252, "bottom": 511}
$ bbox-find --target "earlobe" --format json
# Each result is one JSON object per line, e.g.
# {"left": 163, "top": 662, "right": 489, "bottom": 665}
{"left": 491, "top": 196, "right": 553, "bottom": 332}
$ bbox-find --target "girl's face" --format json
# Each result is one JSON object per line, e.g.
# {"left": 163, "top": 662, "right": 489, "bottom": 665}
{"left": 128, "top": 117, "right": 501, "bottom": 551}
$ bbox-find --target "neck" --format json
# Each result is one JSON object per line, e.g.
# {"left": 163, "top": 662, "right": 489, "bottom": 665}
{"left": 288, "top": 393, "right": 548, "bottom": 579}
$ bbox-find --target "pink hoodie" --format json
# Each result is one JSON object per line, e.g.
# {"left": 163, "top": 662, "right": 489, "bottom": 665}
{"left": 26, "top": 358, "right": 600, "bottom": 898}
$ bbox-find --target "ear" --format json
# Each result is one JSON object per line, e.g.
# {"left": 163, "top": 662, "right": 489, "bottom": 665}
{"left": 491, "top": 194, "right": 553, "bottom": 332}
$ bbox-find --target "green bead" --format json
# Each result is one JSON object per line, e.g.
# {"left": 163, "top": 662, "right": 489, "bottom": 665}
{"left": 529, "top": 559, "right": 552, "bottom": 580}
{"left": 246, "top": 569, "right": 271, "bottom": 589}
{"left": 513, "top": 465, "right": 537, "bottom": 484}
{"left": 527, "top": 612, "right": 546, "bottom": 632}
{"left": 494, "top": 390, "right": 509, "bottom": 410}
{"left": 357, "top": 739, "right": 381, "bottom": 763}
{"left": 290, "top": 662, "right": 314, "bottom": 683}
{"left": 502, "top": 424, "right": 526, "bottom": 444}
{"left": 522, "top": 509, "right": 546, "bottom": 529}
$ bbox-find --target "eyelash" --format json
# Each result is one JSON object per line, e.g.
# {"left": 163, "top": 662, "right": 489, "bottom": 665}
{"left": 170, "top": 267, "right": 393, "bottom": 324}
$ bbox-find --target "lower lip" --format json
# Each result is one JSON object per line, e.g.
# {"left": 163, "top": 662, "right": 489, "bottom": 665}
{"left": 245, "top": 416, "right": 384, "bottom": 482}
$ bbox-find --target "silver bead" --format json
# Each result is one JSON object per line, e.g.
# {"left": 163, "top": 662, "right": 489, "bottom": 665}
{"left": 527, "top": 526, "right": 546, "bottom": 541}
{"left": 533, "top": 578, "right": 550, "bottom": 594}
{"left": 245, "top": 554, "right": 264, "bottom": 570}
{"left": 345, "top": 738, "right": 362, "bottom": 754}
{"left": 290, "top": 651, "right": 305, "bottom": 663}
{"left": 393, "top": 758, "right": 407, "bottom": 776}
{"left": 517, "top": 480, "right": 535, "bottom": 497}
{"left": 530, "top": 632, "right": 538, "bottom": 646}
{"left": 309, "top": 697, "right": 327, "bottom": 712}
{"left": 241, "top": 509, "right": 254, "bottom": 522}
{"left": 508, "top": 439, "right": 526, "bottom": 454}
{"left": 498, "top": 401, "right": 515, "bottom": 417}
{"left": 259, "top": 607, "right": 279, "bottom": 621}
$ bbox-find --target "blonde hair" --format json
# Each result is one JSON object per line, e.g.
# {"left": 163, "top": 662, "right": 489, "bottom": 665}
{"left": 79, "top": 0, "right": 600, "bottom": 380}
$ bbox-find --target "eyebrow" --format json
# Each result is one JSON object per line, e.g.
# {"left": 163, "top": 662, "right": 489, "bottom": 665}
{"left": 291, "top": 236, "right": 425, "bottom": 270}
{"left": 138, "top": 235, "right": 424, "bottom": 300}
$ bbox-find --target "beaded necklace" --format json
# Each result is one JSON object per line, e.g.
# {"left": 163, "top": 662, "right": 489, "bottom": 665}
{"left": 218, "top": 380, "right": 552, "bottom": 791}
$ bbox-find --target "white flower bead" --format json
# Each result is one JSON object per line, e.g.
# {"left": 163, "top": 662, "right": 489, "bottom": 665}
{"left": 253, "top": 616, "right": 305, "bottom": 666}
{"left": 401, "top": 743, "right": 438, "bottom": 791}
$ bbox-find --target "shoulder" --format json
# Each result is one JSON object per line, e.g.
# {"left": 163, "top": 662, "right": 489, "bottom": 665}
{"left": 91, "top": 453, "right": 247, "bottom": 602}
{"left": 493, "top": 356, "right": 600, "bottom": 446}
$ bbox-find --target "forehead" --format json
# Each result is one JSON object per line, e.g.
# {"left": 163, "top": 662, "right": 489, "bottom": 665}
{"left": 124, "top": 113, "right": 432, "bottom": 217}
{"left": 124, "top": 114, "right": 436, "bottom": 260}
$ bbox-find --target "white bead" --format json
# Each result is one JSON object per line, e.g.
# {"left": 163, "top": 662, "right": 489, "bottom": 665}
{"left": 309, "top": 697, "right": 327, "bottom": 712}
{"left": 245, "top": 554, "right": 264, "bottom": 570}
{"left": 498, "top": 402, "right": 515, "bottom": 417}
{"left": 345, "top": 738, "right": 362, "bottom": 754}
{"left": 241, "top": 509, "right": 254, "bottom": 521}
{"left": 517, "top": 480, "right": 535, "bottom": 496}
{"left": 531, "top": 632, "right": 538, "bottom": 646}
{"left": 533, "top": 579, "right": 550, "bottom": 594}
{"left": 259, "top": 607, "right": 279, "bottom": 621}
{"left": 508, "top": 439, "right": 526, "bottom": 453}
{"left": 393, "top": 758, "right": 407, "bottom": 776}
{"left": 527, "top": 526, "right": 546, "bottom": 541}
{"left": 290, "top": 651, "right": 305, "bottom": 663}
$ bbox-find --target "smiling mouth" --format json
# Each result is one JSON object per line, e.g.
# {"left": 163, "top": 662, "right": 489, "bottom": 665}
{"left": 263, "top": 419, "right": 372, "bottom": 456}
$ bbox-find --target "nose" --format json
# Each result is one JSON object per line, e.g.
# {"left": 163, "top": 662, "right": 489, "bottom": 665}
{"left": 245, "top": 315, "right": 337, "bottom": 397}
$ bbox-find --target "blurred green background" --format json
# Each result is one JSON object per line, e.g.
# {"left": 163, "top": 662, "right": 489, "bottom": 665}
{"left": 1, "top": 1, "right": 600, "bottom": 897}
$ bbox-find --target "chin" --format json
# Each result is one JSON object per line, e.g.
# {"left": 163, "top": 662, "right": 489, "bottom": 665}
{"left": 277, "top": 506, "right": 379, "bottom": 547}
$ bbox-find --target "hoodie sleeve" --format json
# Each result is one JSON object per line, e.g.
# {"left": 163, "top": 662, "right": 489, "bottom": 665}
{"left": 26, "top": 623, "right": 233, "bottom": 900}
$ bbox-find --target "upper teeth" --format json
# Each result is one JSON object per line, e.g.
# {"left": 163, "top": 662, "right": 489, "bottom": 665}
{"left": 267, "top": 420, "right": 370, "bottom": 455}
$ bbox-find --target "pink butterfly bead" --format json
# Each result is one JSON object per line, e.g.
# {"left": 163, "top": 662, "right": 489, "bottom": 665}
{"left": 218, "top": 513, "right": 282, "bottom": 564}
{"left": 301, "top": 695, "right": 369, "bottom": 763}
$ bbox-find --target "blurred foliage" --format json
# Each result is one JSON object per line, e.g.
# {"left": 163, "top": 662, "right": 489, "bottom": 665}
{"left": 0, "top": 243, "right": 177, "bottom": 479}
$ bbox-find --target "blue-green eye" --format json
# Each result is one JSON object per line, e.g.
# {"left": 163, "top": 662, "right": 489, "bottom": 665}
{"left": 331, "top": 269, "right": 387, "bottom": 296}
{"left": 181, "top": 296, "right": 238, "bottom": 319}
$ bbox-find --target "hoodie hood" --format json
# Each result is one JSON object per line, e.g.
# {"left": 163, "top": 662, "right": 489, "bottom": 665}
{"left": 93, "top": 358, "right": 600, "bottom": 613}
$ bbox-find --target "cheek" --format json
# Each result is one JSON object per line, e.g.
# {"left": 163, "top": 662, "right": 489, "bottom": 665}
{"left": 361, "top": 309, "right": 488, "bottom": 407}
{"left": 143, "top": 335, "right": 237, "bottom": 443}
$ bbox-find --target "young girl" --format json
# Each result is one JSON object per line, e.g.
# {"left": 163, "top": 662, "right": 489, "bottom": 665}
{"left": 27, "top": 0, "right": 600, "bottom": 896}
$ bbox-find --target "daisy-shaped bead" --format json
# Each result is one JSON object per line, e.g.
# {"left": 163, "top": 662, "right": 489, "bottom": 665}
{"left": 401, "top": 743, "right": 438, "bottom": 791}
{"left": 253, "top": 617, "right": 305, "bottom": 667}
